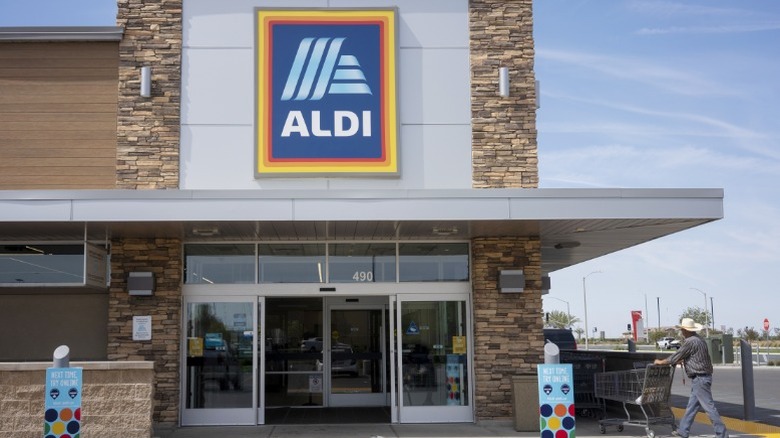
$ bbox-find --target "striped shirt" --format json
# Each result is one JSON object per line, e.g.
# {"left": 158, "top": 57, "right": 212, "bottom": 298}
{"left": 667, "top": 334, "right": 713, "bottom": 377}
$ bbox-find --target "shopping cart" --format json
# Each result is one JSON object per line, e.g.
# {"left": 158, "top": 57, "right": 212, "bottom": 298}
{"left": 594, "top": 365, "right": 676, "bottom": 438}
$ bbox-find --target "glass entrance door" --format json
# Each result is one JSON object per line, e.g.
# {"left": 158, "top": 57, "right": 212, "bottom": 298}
{"left": 328, "top": 306, "right": 387, "bottom": 407}
{"left": 264, "top": 297, "right": 324, "bottom": 409}
{"left": 396, "top": 294, "right": 472, "bottom": 423}
{"left": 182, "top": 298, "right": 257, "bottom": 425}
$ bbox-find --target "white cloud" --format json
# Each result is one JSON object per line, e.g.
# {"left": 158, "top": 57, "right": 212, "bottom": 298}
{"left": 538, "top": 91, "right": 780, "bottom": 162}
{"left": 536, "top": 48, "right": 739, "bottom": 97}
{"left": 626, "top": 0, "right": 759, "bottom": 18}
{"left": 636, "top": 23, "right": 780, "bottom": 35}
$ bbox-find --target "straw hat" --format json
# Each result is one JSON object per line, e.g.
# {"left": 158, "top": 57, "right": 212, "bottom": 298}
{"left": 676, "top": 317, "right": 704, "bottom": 332}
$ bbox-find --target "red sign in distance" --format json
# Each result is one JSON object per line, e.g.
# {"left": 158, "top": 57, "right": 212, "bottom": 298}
{"left": 764, "top": 318, "right": 770, "bottom": 331}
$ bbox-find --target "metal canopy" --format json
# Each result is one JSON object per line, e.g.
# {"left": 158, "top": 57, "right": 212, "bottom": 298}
{"left": 0, "top": 188, "right": 723, "bottom": 274}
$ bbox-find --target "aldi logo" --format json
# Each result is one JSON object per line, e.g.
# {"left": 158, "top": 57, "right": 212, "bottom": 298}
{"left": 256, "top": 9, "right": 399, "bottom": 177}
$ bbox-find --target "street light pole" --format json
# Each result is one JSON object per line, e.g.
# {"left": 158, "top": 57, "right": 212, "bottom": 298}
{"left": 710, "top": 296, "right": 715, "bottom": 331}
{"left": 583, "top": 271, "right": 602, "bottom": 350}
{"left": 546, "top": 296, "right": 571, "bottom": 328}
{"left": 690, "top": 287, "right": 709, "bottom": 337}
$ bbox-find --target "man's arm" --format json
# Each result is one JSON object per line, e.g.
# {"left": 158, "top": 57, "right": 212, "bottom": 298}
{"left": 654, "top": 340, "right": 690, "bottom": 365}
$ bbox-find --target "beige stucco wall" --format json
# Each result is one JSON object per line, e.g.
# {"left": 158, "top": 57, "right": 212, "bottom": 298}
{"left": 0, "top": 361, "right": 154, "bottom": 438}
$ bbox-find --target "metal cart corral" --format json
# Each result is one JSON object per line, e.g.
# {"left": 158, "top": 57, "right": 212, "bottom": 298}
{"left": 594, "top": 365, "right": 676, "bottom": 438}
{"left": 561, "top": 352, "right": 605, "bottom": 418}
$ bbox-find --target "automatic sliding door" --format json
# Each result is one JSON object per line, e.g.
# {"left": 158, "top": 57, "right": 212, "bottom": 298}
{"left": 328, "top": 307, "right": 386, "bottom": 407}
{"left": 264, "top": 297, "right": 324, "bottom": 408}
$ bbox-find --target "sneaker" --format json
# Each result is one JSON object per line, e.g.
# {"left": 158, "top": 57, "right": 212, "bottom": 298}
{"left": 671, "top": 431, "right": 687, "bottom": 438}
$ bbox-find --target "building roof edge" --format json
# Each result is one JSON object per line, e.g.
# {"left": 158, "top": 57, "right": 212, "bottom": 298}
{"left": 0, "top": 26, "right": 124, "bottom": 41}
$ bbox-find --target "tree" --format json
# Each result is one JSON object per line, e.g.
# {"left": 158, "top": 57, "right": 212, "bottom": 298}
{"left": 545, "top": 310, "right": 580, "bottom": 329}
{"left": 679, "top": 306, "right": 710, "bottom": 327}
{"left": 574, "top": 327, "right": 584, "bottom": 340}
{"left": 737, "top": 326, "right": 760, "bottom": 341}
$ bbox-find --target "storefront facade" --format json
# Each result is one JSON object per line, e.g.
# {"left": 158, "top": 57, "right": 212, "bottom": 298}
{"left": 0, "top": 0, "right": 722, "bottom": 428}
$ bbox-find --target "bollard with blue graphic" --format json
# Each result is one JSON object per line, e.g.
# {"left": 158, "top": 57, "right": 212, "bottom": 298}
{"left": 537, "top": 363, "right": 575, "bottom": 438}
{"left": 44, "top": 366, "right": 82, "bottom": 438}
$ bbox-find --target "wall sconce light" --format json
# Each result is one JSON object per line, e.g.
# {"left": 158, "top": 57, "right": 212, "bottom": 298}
{"left": 554, "top": 241, "right": 581, "bottom": 250}
{"left": 541, "top": 274, "right": 551, "bottom": 295}
{"left": 499, "top": 67, "right": 509, "bottom": 97}
{"left": 140, "top": 66, "right": 151, "bottom": 98}
{"left": 499, "top": 269, "right": 525, "bottom": 293}
{"left": 128, "top": 272, "right": 154, "bottom": 296}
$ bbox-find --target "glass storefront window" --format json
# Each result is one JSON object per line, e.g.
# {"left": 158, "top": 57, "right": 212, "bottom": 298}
{"left": 328, "top": 243, "right": 396, "bottom": 283}
{"left": 185, "top": 301, "right": 253, "bottom": 409}
{"left": 398, "top": 243, "right": 469, "bottom": 282}
{"left": 400, "top": 300, "right": 469, "bottom": 407}
{"left": 184, "top": 244, "right": 255, "bottom": 284}
{"left": 265, "top": 297, "right": 323, "bottom": 407}
{"left": 183, "top": 242, "right": 469, "bottom": 284}
{"left": 0, "top": 244, "right": 84, "bottom": 284}
{"left": 258, "top": 244, "right": 325, "bottom": 283}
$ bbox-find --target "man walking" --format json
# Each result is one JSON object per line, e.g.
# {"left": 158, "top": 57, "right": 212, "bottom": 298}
{"left": 654, "top": 318, "right": 728, "bottom": 438}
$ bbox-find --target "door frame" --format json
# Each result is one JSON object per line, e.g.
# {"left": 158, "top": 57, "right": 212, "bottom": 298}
{"left": 181, "top": 283, "right": 472, "bottom": 425}
{"left": 181, "top": 295, "right": 260, "bottom": 426}
{"left": 395, "top": 292, "right": 474, "bottom": 423}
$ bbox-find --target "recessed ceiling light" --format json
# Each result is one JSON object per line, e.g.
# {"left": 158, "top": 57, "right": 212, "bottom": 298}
{"left": 192, "top": 227, "right": 219, "bottom": 237}
{"left": 432, "top": 226, "right": 459, "bottom": 236}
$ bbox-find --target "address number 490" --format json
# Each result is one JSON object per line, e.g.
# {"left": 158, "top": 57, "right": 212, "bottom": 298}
{"left": 352, "top": 271, "right": 374, "bottom": 282}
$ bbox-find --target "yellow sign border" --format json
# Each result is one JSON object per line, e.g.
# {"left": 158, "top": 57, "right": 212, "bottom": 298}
{"left": 255, "top": 9, "right": 399, "bottom": 176}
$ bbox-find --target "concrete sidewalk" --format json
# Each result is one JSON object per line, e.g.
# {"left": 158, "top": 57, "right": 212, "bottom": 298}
{"left": 156, "top": 365, "right": 780, "bottom": 438}
{"left": 155, "top": 417, "right": 750, "bottom": 438}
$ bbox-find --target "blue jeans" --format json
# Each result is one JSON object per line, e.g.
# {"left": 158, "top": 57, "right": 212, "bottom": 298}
{"left": 678, "top": 374, "right": 728, "bottom": 438}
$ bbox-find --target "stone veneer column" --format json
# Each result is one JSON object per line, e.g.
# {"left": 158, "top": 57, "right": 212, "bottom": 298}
{"left": 470, "top": 0, "right": 538, "bottom": 188}
{"left": 108, "top": 238, "right": 182, "bottom": 425}
{"left": 116, "top": 0, "right": 182, "bottom": 188}
{"left": 471, "top": 237, "right": 543, "bottom": 420}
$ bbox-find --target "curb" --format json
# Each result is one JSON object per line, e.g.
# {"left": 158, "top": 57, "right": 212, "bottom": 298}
{"left": 670, "top": 407, "right": 780, "bottom": 438}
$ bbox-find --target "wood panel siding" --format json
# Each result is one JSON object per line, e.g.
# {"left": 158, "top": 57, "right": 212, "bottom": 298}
{"left": 0, "top": 42, "right": 119, "bottom": 189}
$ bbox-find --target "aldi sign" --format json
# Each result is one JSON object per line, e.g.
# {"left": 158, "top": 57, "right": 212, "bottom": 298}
{"left": 256, "top": 9, "right": 399, "bottom": 177}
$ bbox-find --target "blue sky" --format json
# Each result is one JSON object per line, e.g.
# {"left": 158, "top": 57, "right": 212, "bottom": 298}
{"left": 0, "top": 0, "right": 116, "bottom": 26}
{"left": 535, "top": 0, "right": 780, "bottom": 337}
{"left": 1, "top": 0, "right": 778, "bottom": 337}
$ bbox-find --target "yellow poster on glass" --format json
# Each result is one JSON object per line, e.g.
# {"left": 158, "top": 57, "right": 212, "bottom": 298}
{"left": 188, "top": 337, "right": 204, "bottom": 357}
{"left": 452, "top": 336, "right": 466, "bottom": 354}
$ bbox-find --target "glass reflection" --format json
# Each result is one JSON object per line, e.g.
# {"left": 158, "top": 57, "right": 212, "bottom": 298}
{"left": 0, "top": 244, "right": 84, "bottom": 284}
{"left": 399, "top": 243, "right": 469, "bottom": 282}
{"left": 265, "top": 297, "right": 324, "bottom": 406}
{"left": 330, "top": 309, "right": 384, "bottom": 395}
{"left": 329, "top": 243, "right": 396, "bottom": 283}
{"left": 401, "top": 301, "right": 468, "bottom": 407}
{"left": 185, "top": 302, "right": 253, "bottom": 409}
{"left": 184, "top": 244, "right": 255, "bottom": 284}
{"left": 258, "top": 244, "right": 325, "bottom": 283}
